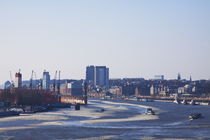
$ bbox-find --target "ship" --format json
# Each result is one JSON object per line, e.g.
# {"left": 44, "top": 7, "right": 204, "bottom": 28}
{"left": 189, "top": 113, "right": 202, "bottom": 120}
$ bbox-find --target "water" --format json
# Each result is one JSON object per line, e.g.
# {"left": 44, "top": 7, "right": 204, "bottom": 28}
{"left": 0, "top": 99, "right": 210, "bottom": 139}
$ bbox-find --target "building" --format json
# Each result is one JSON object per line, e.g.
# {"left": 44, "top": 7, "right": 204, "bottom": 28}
{"left": 96, "top": 66, "right": 109, "bottom": 88}
{"left": 86, "top": 65, "right": 96, "bottom": 85}
{"left": 150, "top": 85, "right": 158, "bottom": 96}
{"left": 60, "top": 80, "right": 84, "bottom": 96}
{"left": 150, "top": 85, "right": 169, "bottom": 96}
{"left": 42, "top": 71, "right": 50, "bottom": 90}
{"left": 15, "top": 72, "right": 22, "bottom": 88}
{"left": 109, "top": 86, "right": 122, "bottom": 96}
{"left": 67, "top": 80, "right": 84, "bottom": 96}
{"left": 86, "top": 65, "right": 109, "bottom": 88}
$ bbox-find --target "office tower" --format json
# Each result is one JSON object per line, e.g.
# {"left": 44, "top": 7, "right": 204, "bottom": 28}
{"left": 86, "top": 65, "right": 96, "bottom": 85}
{"left": 42, "top": 71, "right": 50, "bottom": 90}
{"left": 86, "top": 65, "right": 109, "bottom": 88}
{"left": 96, "top": 66, "right": 109, "bottom": 88}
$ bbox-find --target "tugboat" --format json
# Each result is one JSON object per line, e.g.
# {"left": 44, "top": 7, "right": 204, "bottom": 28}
{"left": 189, "top": 113, "right": 202, "bottom": 120}
{"left": 145, "top": 108, "right": 155, "bottom": 115}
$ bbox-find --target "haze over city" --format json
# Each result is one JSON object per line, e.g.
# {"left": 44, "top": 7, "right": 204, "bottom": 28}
{"left": 0, "top": 0, "right": 210, "bottom": 83}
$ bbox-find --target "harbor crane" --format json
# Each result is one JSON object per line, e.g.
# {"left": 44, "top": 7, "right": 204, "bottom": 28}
{"left": 53, "top": 71, "right": 57, "bottom": 92}
{"left": 57, "top": 71, "right": 61, "bottom": 102}
{"left": 29, "top": 70, "right": 34, "bottom": 89}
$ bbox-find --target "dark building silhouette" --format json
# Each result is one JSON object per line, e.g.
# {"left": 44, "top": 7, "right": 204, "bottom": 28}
{"left": 86, "top": 65, "right": 109, "bottom": 88}
{"left": 96, "top": 66, "right": 109, "bottom": 88}
{"left": 86, "top": 65, "right": 95, "bottom": 85}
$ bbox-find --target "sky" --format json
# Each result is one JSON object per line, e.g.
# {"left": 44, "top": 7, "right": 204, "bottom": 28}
{"left": 0, "top": 0, "right": 210, "bottom": 84}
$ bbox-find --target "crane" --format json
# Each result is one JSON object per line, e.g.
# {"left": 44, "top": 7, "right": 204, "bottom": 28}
{"left": 57, "top": 71, "right": 61, "bottom": 102}
{"left": 33, "top": 71, "right": 38, "bottom": 89}
{"left": 53, "top": 71, "right": 57, "bottom": 92}
{"left": 29, "top": 70, "right": 34, "bottom": 89}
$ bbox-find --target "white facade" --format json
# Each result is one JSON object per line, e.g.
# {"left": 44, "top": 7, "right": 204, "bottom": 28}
{"left": 15, "top": 72, "right": 22, "bottom": 88}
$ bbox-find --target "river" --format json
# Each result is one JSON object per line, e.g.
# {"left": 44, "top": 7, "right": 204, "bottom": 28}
{"left": 0, "top": 99, "right": 210, "bottom": 139}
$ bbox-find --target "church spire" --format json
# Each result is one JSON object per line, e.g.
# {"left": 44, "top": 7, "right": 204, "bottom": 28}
{"left": 177, "top": 73, "right": 181, "bottom": 80}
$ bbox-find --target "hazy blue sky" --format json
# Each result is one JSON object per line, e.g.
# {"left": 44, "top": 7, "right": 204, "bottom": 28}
{"left": 0, "top": 0, "right": 210, "bottom": 83}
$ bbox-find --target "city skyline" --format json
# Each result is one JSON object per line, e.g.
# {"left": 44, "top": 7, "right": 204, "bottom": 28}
{"left": 1, "top": 68, "right": 205, "bottom": 83}
{"left": 0, "top": 0, "right": 210, "bottom": 83}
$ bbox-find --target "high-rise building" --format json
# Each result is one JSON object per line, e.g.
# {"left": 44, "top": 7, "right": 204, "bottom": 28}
{"left": 86, "top": 65, "right": 95, "bottom": 85}
{"left": 15, "top": 72, "right": 22, "bottom": 88}
{"left": 42, "top": 71, "right": 50, "bottom": 90}
{"left": 86, "top": 65, "right": 109, "bottom": 88}
{"left": 96, "top": 66, "right": 109, "bottom": 88}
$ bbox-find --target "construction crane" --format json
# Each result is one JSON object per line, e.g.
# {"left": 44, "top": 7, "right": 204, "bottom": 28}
{"left": 53, "top": 71, "right": 57, "bottom": 92}
{"left": 84, "top": 81, "right": 88, "bottom": 105}
{"left": 57, "top": 71, "right": 61, "bottom": 102}
{"left": 29, "top": 70, "right": 34, "bottom": 89}
{"left": 34, "top": 71, "right": 38, "bottom": 89}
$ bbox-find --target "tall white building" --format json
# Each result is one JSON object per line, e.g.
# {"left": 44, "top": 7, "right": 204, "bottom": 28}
{"left": 15, "top": 72, "right": 22, "bottom": 88}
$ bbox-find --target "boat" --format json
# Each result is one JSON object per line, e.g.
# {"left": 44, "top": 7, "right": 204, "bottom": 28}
{"left": 75, "top": 103, "right": 80, "bottom": 110}
{"left": 189, "top": 100, "right": 195, "bottom": 105}
{"left": 181, "top": 100, "right": 187, "bottom": 105}
{"left": 189, "top": 113, "right": 202, "bottom": 120}
{"left": 145, "top": 108, "right": 155, "bottom": 115}
{"left": 173, "top": 99, "right": 180, "bottom": 104}
{"left": 96, "top": 108, "right": 105, "bottom": 112}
